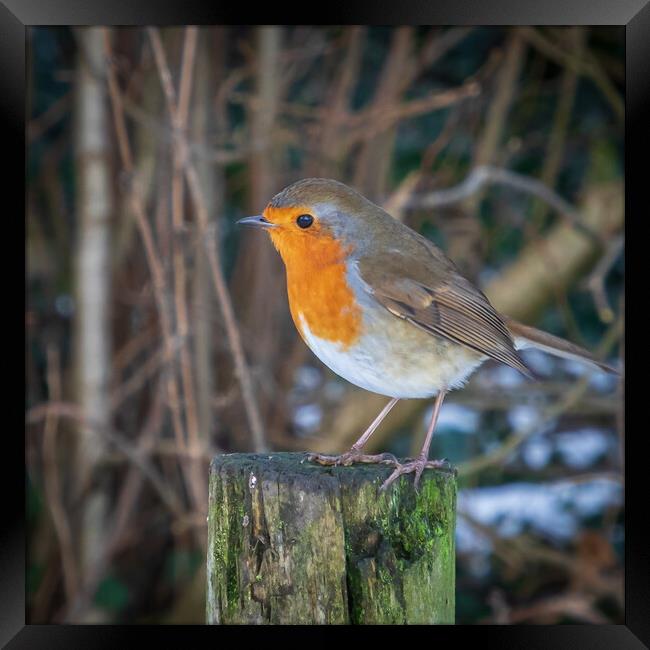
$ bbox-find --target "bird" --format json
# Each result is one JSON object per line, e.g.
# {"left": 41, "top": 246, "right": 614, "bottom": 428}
{"left": 237, "top": 178, "right": 619, "bottom": 490}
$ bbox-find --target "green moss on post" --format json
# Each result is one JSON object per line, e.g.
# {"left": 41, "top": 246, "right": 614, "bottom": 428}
{"left": 207, "top": 452, "right": 456, "bottom": 624}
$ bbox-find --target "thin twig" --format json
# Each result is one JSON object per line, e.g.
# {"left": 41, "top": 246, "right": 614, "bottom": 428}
{"left": 520, "top": 27, "right": 623, "bottom": 122}
{"left": 108, "top": 381, "right": 167, "bottom": 552}
{"left": 147, "top": 27, "right": 267, "bottom": 453}
{"left": 415, "top": 27, "right": 474, "bottom": 77}
{"left": 582, "top": 234, "right": 624, "bottom": 324}
{"left": 167, "top": 27, "right": 205, "bottom": 515}
{"left": 345, "top": 80, "right": 480, "bottom": 143}
{"left": 101, "top": 28, "right": 187, "bottom": 453}
{"left": 119, "top": 97, "right": 248, "bottom": 164}
{"left": 412, "top": 165, "right": 603, "bottom": 245}
{"left": 529, "top": 27, "right": 584, "bottom": 233}
{"left": 502, "top": 594, "right": 609, "bottom": 625}
{"left": 62, "top": 381, "right": 179, "bottom": 622}
{"left": 111, "top": 322, "right": 157, "bottom": 374}
{"left": 27, "top": 401, "right": 185, "bottom": 517}
{"left": 459, "top": 493, "right": 622, "bottom": 603}
{"left": 382, "top": 171, "right": 422, "bottom": 223}
{"left": 312, "top": 26, "right": 365, "bottom": 176}
{"left": 28, "top": 91, "right": 73, "bottom": 142}
{"left": 471, "top": 30, "right": 525, "bottom": 178}
{"left": 170, "top": 27, "right": 201, "bottom": 454}
{"left": 41, "top": 345, "right": 79, "bottom": 603}
{"left": 110, "top": 345, "right": 165, "bottom": 409}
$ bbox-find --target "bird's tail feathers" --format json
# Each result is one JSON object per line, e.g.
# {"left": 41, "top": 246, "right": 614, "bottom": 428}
{"left": 504, "top": 317, "right": 620, "bottom": 376}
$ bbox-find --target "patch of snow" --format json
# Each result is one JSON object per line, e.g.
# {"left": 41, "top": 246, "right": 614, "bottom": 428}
{"left": 482, "top": 365, "right": 526, "bottom": 388}
{"left": 555, "top": 428, "right": 613, "bottom": 469}
{"left": 456, "top": 478, "right": 622, "bottom": 554}
{"left": 293, "top": 403, "right": 322, "bottom": 436}
{"left": 294, "top": 365, "right": 322, "bottom": 391}
{"left": 520, "top": 348, "right": 555, "bottom": 375}
{"left": 562, "top": 358, "right": 620, "bottom": 392}
{"left": 507, "top": 405, "right": 540, "bottom": 431}
{"left": 521, "top": 434, "right": 553, "bottom": 469}
{"left": 562, "top": 358, "right": 588, "bottom": 377}
{"left": 433, "top": 403, "right": 481, "bottom": 434}
{"left": 588, "top": 370, "right": 619, "bottom": 393}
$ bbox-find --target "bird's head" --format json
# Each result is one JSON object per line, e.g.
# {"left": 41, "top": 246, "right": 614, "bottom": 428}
{"left": 237, "top": 178, "right": 392, "bottom": 269}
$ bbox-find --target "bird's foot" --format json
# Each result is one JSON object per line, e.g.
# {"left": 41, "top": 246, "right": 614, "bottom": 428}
{"left": 380, "top": 456, "right": 455, "bottom": 492}
{"left": 305, "top": 449, "right": 399, "bottom": 468}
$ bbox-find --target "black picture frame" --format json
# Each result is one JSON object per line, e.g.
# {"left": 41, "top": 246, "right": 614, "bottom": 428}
{"left": 10, "top": 1, "right": 645, "bottom": 646}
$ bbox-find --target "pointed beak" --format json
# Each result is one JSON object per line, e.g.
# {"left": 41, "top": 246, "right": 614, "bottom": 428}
{"left": 236, "top": 215, "right": 276, "bottom": 229}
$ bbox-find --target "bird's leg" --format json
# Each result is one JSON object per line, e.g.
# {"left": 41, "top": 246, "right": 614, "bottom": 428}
{"left": 380, "top": 390, "right": 453, "bottom": 491}
{"left": 306, "top": 397, "right": 400, "bottom": 467}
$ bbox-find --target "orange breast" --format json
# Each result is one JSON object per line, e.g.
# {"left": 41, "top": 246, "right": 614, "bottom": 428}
{"left": 267, "top": 217, "right": 362, "bottom": 348}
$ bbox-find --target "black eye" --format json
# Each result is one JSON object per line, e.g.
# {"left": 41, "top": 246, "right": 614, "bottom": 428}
{"left": 296, "top": 214, "right": 314, "bottom": 229}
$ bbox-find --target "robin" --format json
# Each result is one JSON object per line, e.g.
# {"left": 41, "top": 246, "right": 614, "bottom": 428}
{"left": 237, "top": 178, "right": 619, "bottom": 490}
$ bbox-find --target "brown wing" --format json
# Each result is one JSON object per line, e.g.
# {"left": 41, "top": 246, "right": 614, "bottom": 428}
{"left": 358, "top": 256, "right": 534, "bottom": 379}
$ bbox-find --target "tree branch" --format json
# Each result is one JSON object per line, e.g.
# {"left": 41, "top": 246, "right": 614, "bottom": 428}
{"left": 412, "top": 165, "right": 603, "bottom": 244}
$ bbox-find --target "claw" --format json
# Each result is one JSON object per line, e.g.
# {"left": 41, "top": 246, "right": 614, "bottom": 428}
{"left": 380, "top": 467, "right": 402, "bottom": 492}
{"left": 380, "top": 456, "right": 451, "bottom": 491}
{"left": 413, "top": 464, "right": 425, "bottom": 492}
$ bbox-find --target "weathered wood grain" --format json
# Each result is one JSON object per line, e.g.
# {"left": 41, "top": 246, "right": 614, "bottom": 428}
{"left": 207, "top": 452, "right": 456, "bottom": 624}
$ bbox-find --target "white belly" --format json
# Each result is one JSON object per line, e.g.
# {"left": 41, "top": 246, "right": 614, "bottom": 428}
{"left": 297, "top": 312, "right": 485, "bottom": 399}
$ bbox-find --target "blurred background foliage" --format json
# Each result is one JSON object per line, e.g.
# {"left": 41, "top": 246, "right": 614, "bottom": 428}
{"left": 26, "top": 26, "right": 624, "bottom": 624}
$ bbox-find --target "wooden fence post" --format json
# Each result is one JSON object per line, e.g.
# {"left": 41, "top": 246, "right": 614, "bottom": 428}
{"left": 207, "top": 452, "right": 456, "bottom": 624}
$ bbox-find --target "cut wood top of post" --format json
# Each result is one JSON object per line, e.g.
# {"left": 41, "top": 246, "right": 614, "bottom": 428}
{"left": 210, "top": 451, "right": 456, "bottom": 482}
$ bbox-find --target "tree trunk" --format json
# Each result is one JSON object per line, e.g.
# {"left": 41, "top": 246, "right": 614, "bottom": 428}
{"left": 73, "top": 27, "right": 113, "bottom": 606}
